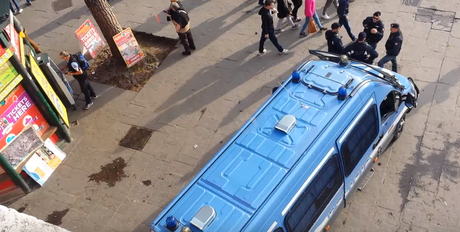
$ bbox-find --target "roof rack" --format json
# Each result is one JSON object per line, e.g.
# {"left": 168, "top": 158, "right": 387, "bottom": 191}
{"left": 308, "top": 50, "right": 405, "bottom": 91}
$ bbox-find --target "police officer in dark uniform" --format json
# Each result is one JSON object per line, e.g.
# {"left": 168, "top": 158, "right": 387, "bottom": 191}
{"left": 378, "top": 23, "right": 403, "bottom": 72}
{"left": 342, "top": 32, "right": 378, "bottom": 64}
{"left": 362, "top": 11, "right": 384, "bottom": 49}
{"left": 325, "top": 22, "right": 343, "bottom": 54}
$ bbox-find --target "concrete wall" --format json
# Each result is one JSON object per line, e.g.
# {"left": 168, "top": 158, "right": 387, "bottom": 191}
{"left": 0, "top": 204, "right": 70, "bottom": 232}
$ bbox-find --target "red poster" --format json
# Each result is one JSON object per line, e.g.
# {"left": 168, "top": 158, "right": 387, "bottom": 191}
{"left": 0, "top": 85, "right": 49, "bottom": 150}
{"left": 75, "top": 19, "right": 105, "bottom": 58}
{"left": 3, "top": 23, "right": 20, "bottom": 62}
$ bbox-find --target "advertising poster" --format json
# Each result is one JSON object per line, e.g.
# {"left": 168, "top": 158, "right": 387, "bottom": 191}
{"left": 0, "top": 75, "right": 22, "bottom": 102}
{"left": 0, "top": 61, "right": 19, "bottom": 94}
{"left": 23, "top": 139, "right": 66, "bottom": 186}
{"left": 29, "top": 55, "right": 69, "bottom": 127}
{"left": 0, "top": 85, "right": 50, "bottom": 150}
{"left": 4, "top": 23, "right": 21, "bottom": 62}
{"left": 113, "top": 27, "right": 144, "bottom": 68}
{"left": 75, "top": 19, "right": 105, "bottom": 58}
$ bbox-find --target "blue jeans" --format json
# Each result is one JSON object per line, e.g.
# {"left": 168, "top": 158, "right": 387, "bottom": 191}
{"left": 300, "top": 12, "right": 322, "bottom": 34}
{"left": 10, "top": 0, "right": 20, "bottom": 11}
{"left": 339, "top": 15, "right": 356, "bottom": 40}
{"left": 259, "top": 0, "right": 264, "bottom": 4}
{"left": 259, "top": 29, "right": 283, "bottom": 53}
{"left": 378, "top": 55, "right": 398, "bottom": 72}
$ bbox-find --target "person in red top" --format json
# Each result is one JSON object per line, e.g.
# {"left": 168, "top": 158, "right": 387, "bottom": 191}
{"left": 299, "top": 0, "right": 326, "bottom": 37}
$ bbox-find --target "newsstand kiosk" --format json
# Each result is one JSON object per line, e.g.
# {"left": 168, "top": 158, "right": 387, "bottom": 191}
{"left": 0, "top": 2, "right": 74, "bottom": 203}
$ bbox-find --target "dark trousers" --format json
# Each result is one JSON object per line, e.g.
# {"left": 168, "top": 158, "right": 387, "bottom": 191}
{"left": 378, "top": 55, "right": 398, "bottom": 72}
{"left": 10, "top": 0, "right": 20, "bottom": 11}
{"left": 178, "top": 30, "right": 195, "bottom": 52}
{"left": 259, "top": 0, "right": 264, "bottom": 5}
{"left": 292, "top": 0, "right": 302, "bottom": 19}
{"left": 339, "top": 16, "right": 356, "bottom": 41}
{"left": 322, "top": 0, "right": 338, "bottom": 14}
{"left": 259, "top": 29, "right": 284, "bottom": 53}
{"left": 75, "top": 71, "right": 96, "bottom": 105}
{"left": 368, "top": 41, "right": 377, "bottom": 50}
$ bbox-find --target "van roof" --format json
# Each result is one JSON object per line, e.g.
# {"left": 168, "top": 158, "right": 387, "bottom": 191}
{"left": 154, "top": 60, "right": 385, "bottom": 231}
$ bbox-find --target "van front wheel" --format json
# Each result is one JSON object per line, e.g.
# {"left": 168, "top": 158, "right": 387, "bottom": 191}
{"left": 393, "top": 115, "right": 406, "bottom": 142}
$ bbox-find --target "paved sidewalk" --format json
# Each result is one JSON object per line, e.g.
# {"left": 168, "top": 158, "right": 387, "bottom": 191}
{"left": 6, "top": 0, "right": 460, "bottom": 231}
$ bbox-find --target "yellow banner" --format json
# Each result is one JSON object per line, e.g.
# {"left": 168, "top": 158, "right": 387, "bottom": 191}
{"left": 0, "top": 49, "right": 13, "bottom": 67}
{"left": 29, "top": 56, "right": 69, "bottom": 127}
{"left": 0, "top": 74, "right": 22, "bottom": 102}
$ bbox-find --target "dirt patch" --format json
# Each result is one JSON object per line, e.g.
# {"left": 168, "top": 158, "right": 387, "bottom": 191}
{"left": 45, "top": 209, "right": 70, "bottom": 226}
{"left": 142, "top": 180, "right": 152, "bottom": 186}
{"left": 119, "top": 126, "right": 154, "bottom": 150}
{"left": 17, "top": 203, "right": 28, "bottom": 213}
{"left": 88, "top": 31, "right": 177, "bottom": 92}
{"left": 88, "top": 157, "right": 128, "bottom": 187}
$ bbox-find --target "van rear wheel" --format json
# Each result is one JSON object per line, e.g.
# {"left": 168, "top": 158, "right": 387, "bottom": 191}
{"left": 392, "top": 115, "right": 405, "bottom": 141}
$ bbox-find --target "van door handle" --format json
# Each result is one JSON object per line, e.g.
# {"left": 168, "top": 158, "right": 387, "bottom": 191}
{"left": 373, "top": 134, "right": 384, "bottom": 149}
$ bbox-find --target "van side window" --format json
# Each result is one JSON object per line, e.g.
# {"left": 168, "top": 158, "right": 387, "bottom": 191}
{"left": 341, "top": 105, "right": 379, "bottom": 176}
{"left": 380, "top": 91, "right": 399, "bottom": 122}
{"left": 285, "top": 154, "right": 343, "bottom": 232}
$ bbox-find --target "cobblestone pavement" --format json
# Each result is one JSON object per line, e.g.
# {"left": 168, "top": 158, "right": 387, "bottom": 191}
{"left": 5, "top": 0, "right": 460, "bottom": 231}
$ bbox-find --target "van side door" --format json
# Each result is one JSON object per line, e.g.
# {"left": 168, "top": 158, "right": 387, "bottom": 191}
{"left": 378, "top": 90, "right": 403, "bottom": 150}
{"left": 336, "top": 96, "right": 381, "bottom": 197}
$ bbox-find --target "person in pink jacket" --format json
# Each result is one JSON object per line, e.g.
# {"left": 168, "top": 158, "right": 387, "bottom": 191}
{"left": 299, "top": 0, "right": 326, "bottom": 37}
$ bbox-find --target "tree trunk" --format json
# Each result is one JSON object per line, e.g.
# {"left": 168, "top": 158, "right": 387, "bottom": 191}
{"left": 84, "top": 0, "right": 123, "bottom": 61}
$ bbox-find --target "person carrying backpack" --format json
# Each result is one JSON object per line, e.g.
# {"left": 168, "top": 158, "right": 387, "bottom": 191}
{"left": 169, "top": 2, "right": 196, "bottom": 55}
{"left": 60, "top": 51, "right": 97, "bottom": 110}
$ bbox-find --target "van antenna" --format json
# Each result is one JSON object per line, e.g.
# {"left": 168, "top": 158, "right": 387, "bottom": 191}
{"left": 277, "top": 81, "right": 310, "bottom": 109}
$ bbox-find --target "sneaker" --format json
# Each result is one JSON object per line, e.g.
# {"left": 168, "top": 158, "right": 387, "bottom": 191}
{"left": 18, "top": 9, "right": 23, "bottom": 14}
{"left": 182, "top": 51, "right": 191, "bottom": 56}
{"left": 299, "top": 32, "right": 307, "bottom": 37}
{"left": 322, "top": 13, "right": 331, "bottom": 19}
{"left": 26, "top": 2, "right": 32, "bottom": 5}
{"left": 84, "top": 102, "right": 93, "bottom": 110}
{"left": 275, "top": 29, "right": 284, "bottom": 34}
{"left": 190, "top": 46, "right": 196, "bottom": 50}
{"left": 90, "top": 95, "right": 98, "bottom": 99}
{"left": 292, "top": 24, "right": 300, "bottom": 30}
{"left": 258, "top": 49, "right": 267, "bottom": 56}
{"left": 293, "top": 17, "right": 302, "bottom": 22}
{"left": 320, "top": 27, "right": 327, "bottom": 31}
{"left": 279, "top": 49, "right": 289, "bottom": 55}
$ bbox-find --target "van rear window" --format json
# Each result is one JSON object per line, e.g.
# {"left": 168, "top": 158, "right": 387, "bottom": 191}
{"left": 285, "top": 154, "right": 342, "bottom": 232}
{"left": 341, "top": 105, "right": 379, "bottom": 176}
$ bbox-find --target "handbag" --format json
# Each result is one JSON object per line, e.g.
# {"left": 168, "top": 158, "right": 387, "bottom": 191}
{"left": 308, "top": 18, "right": 318, "bottom": 34}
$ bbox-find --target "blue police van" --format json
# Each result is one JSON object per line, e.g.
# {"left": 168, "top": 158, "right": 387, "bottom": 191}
{"left": 151, "top": 50, "right": 420, "bottom": 232}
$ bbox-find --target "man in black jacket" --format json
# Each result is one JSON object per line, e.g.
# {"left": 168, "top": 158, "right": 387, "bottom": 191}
{"left": 362, "top": 11, "right": 384, "bottom": 49}
{"left": 337, "top": 0, "right": 355, "bottom": 41}
{"left": 258, "top": 0, "right": 288, "bottom": 55}
{"left": 325, "top": 22, "right": 343, "bottom": 54}
{"left": 342, "top": 32, "right": 378, "bottom": 64}
{"left": 378, "top": 23, "right": 403, "bottom": 72}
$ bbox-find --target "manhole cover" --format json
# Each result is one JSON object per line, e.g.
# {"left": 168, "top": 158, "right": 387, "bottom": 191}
{"left": 119, "top": 126, "right": 154, "bottom": 150}
{"left": 51, "top": 0, "right": 73, "bottom": 12}
{"left": 401, "top": 0, "right": 420, "bottom": 6}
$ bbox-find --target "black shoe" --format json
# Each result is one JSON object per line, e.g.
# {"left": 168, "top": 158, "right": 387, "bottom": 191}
{"left": 182, "top": 51, "right": 191, "bottom": 55}
{"left": 190, "top": 46, "right": 196, "bottom": 50}
{"left": 320, "top": 27, "right": 327, "bottom": 31}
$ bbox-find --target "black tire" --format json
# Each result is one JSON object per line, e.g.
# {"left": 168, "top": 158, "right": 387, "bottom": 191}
{"left": 392, "top": 114, "right": 406, "bottom": 142}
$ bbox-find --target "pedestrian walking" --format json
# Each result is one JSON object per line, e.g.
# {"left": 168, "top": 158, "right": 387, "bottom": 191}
{"left": 342, "top": 32, "right": 378, "bottom": 64}
{"left": 59, "top": 51, "right": 97, "bottom": 110}
{"left": 169, "top": 2, "right": 196, "bottom": 55}
{"left": 362, "top": 11, "right": 384, "bottom": 49}
{"left": 337, "top": 0, "right": 355, "bottom": 41}
{"left": 378, "top": 23, "right": 403, "bottom": 72}
{"left": 275, "top": 0, "right": 300, "bottom": 34}
{"left": 299, "top": 0, "right": 327, "bottom": 37}
{"left": 258, "top": 0, "right": 289, "bottom": 55}
{"left": 9, "top": 0, "right": 23, "bottom": 14}
{"left": 321, "top": 0, "right": 338, "bottom": 19}
{"left": 325, "top": 22, "right": 343, "bottom": 54}
{"left": 291, "top": 0, "right": 303, "bottom": 22}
